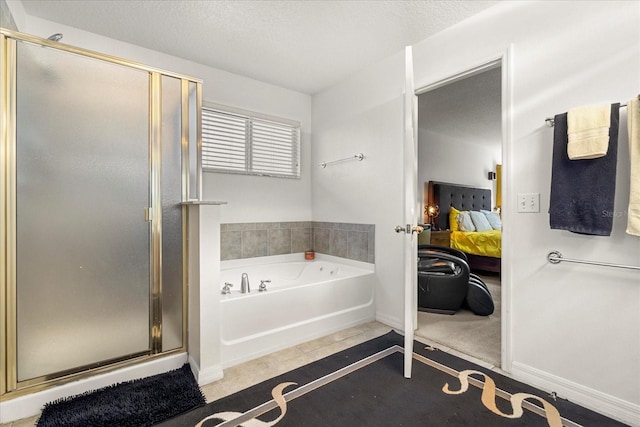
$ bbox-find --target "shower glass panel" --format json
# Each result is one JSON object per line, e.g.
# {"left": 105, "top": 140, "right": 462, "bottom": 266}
{"left": 15, "top": 41, "right": 151, "bottom": 381}
{"left": 161, "top": 75, "right": 183, "bottom": 351}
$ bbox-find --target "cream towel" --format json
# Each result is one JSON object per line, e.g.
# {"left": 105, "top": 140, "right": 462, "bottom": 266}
{"left": 627, "top": 96, "right": 640, "bottom": 236}
{"left": 567, "top": 104, "right": 611, "bottom": 159}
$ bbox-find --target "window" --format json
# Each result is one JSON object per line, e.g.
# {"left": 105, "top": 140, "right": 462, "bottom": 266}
{"left": 202, "top": 104, "right": 300, "bottom": 179}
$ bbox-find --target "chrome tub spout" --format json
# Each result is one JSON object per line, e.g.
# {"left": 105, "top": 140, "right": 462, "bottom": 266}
{"left": 241, "top": 273, "right": 250, "bottom": 293}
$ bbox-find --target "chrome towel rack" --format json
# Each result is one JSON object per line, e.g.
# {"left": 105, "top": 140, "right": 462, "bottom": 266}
{"left": 547, "top": 250, "right": 640, "bottom": 271}
{"left": 320, "top": 153, "right": 364, "bottom": 168}
{"left": 545, "top": 103, "right": 628, "bottom": 127}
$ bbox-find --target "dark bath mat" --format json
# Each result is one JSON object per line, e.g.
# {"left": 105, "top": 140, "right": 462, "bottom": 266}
{"left": 37, "top": 363, "right": 205, "bottom": 427}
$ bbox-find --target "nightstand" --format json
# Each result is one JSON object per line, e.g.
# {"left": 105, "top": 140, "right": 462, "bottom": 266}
{"left": 430, "top": 230, "right": 451, "bottom": 247}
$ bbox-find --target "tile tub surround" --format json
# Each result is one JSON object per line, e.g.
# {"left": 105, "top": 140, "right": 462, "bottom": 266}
{"left": 221, "top": 222, "right": 375, "bottom": 263}
{"left": 312, "top": 222, "right": 374, "bottom": 263}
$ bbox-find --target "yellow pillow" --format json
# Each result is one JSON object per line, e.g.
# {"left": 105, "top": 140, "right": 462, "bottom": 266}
{"left": 449, "top": 206, "right": 460, "bottom": 231}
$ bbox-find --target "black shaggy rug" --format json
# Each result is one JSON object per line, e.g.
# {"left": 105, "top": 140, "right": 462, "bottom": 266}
{"left": 37, "top": 363, "right": 205, "bottom": 427}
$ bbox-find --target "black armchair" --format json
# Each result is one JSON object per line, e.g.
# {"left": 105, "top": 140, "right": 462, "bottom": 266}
{"left": 417, "top": 245, "right": 470, "bottom": 315}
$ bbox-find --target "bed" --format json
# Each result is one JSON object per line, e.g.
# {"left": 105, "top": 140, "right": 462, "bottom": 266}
{"left": 425, "top": 181, "right": 501, "bottom": 273}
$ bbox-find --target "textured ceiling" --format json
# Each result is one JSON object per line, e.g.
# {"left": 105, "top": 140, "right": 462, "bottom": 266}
{"left": 419, "top": 66, "right": 502, "bottom": 150}
{"left": 21, "top": 0, "right": 500, "bottom": 94}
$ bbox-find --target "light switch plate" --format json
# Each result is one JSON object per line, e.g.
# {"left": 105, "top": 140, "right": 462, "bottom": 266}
{"left": 518, "top": 193, "right": 540, "bottom": 213}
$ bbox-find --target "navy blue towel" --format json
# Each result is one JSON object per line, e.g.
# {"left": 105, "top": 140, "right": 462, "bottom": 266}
{"left": 549, "top": 104, "right": 620, "bottom": 236}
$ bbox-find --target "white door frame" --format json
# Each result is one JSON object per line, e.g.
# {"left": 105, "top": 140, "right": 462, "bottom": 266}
{"left": 405, "top": 45, "right": 514, "bottom": 373}
{"left": 402, "top": 46, "right": 419, "bottom": 378}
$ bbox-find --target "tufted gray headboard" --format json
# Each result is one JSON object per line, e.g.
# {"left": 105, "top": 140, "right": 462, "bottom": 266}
{"left": 428, "top": 181, "right": 492, "bottom": 231}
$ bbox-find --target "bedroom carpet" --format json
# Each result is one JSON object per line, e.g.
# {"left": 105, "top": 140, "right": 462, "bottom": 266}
{"left": 159, "top": 331, "right": 625, "bottom": 427}
{"left": 416, "top": 273, "right": 501, "bottom": 367}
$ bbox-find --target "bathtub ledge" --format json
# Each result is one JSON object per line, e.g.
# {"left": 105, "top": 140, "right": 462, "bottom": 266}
{"left": 221, "top": 252, "right": 374, "bottom": 271}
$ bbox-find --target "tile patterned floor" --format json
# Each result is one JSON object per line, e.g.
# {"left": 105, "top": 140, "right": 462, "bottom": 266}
{"left": 200, "top": 321, "right": 393, "bottom": 403}
{"left": 0, "top": 321, "right": 392, "bottom": 427}
{"left": 2, "top": 320, "right": 505, "bottom": 426}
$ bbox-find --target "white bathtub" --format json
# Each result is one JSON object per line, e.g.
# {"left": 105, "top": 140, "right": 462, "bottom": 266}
{"left": 219, "top": 253, "right": 375, "bottom": 367}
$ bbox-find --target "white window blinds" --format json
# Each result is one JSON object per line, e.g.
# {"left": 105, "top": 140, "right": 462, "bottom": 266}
{"left": 202, "top": 106, "right": 300, "bottom": 179}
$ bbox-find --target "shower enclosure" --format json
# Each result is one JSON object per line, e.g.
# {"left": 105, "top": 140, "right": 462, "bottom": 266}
{"left": 0, "top": 29, "right": 202, "bottom": 397}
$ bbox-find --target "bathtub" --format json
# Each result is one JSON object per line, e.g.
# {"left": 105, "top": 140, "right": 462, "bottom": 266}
{"left": 219, "top": 253, "right": 375, "bottom": 367}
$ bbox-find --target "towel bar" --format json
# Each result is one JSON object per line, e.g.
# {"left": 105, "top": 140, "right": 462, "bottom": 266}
{"left": 320, "top": 153, "right": 364, "bottom": 168}
{"left": 547, "top": 250, "right": 640, "bottom": 271}
{"left": 545, "top": 103, "right": 627, "bottom": 127}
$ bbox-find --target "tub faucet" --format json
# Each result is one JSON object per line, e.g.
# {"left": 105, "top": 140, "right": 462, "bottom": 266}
{"left": 241, "top": 273, "right": 250, "bottom": 293}
{"left": 259, "top": 280, "right": 271, "bottom": 292}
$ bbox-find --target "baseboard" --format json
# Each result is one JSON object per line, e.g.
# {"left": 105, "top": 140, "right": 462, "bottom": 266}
{"left": 188, "top": 356, "right": 223, "bottom": 386}
{"left": 511, "top": 361, "right": 640, "bottom": 426}
{"left": 375, "top": 313, "right": 402, "bottom": 331}
{"left": 0, "top": 353, "right": 188, "bottom": 424}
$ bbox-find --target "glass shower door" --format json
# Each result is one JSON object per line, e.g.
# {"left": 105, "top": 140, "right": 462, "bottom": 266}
{"left": 15, "top": 41, "right": 152, "bottom": 382}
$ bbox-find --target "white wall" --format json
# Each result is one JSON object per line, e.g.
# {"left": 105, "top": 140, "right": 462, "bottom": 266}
{"left": 314, "top": 1, "right": 639, "bottom": 423}
{"left": 312, "top": 50, "right": 406, "bottom": 328}
{"left": 4, "top": 0, "right": 25, "bottom": 29}
{"left": 21, "top": 15, "right": 313, "bottom": 224}
{"left": 418, "top": 128, "right": 501, "bottom": 210}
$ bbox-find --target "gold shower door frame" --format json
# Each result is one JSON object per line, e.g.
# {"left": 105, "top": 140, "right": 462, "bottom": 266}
{"left": 0, "top": 29, "right": 203, "bottom": 399}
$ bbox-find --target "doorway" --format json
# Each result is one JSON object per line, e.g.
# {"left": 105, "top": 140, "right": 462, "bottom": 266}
{"left": 414, "top": 63, "right": 503, "bottom": 367}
